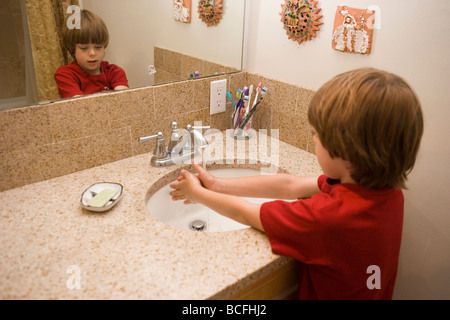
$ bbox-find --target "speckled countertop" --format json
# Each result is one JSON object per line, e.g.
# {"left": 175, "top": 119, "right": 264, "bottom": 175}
{"left": 0, "top": 132, "right": 321, "bottom": 299}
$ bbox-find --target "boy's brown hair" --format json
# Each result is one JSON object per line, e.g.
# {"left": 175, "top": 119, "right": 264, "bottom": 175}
{"left": 63, "top": 9, "right": 109, "bottom": 59}
{"left": 308, "top": 68, "right": 423, "bottom": 189}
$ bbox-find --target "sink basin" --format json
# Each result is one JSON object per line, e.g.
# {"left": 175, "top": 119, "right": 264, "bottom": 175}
{"left": 146, "top": 168, "right": 276, "bottom": 232}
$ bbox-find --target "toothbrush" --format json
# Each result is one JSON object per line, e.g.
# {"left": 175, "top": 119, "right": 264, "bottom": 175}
{"left": 240, "top": 87, "right": 268, "bottom": 131}
{"left": 236, "top": 94, "right": 248, "bottom": 129}
{"left": 244, "top": 83, "right": 262, "bottom": 133}
{"left": 233, "top": 95, "right": 247, "bottom": 129}
{"left": 246, "top": 85, "right": 254, "bottom": 115}
{"left": 240, "top": 87, "right": 249, "bottom": 126}
{"left": 232, "top": 89, "right": 244, "bottom": 123}
{"left": 226, "top": 91, "right": 236, "bottom": 109}
{"left": 239, "top": 99, "right": 263, "bottom": 130}
{"left": 252, "top": 82, "right": 262, "bottom": 110}
{"left": 236, "top": 89, "right": 243, "bottom": 100}
{"left": 234, "top": 89, "right": 243, "bottom": 113}
{"left": 247, "top": 86, "right": 267, "bottom": 132}
{"left": 232, "top": 99, "right": 243, "bottom": 128}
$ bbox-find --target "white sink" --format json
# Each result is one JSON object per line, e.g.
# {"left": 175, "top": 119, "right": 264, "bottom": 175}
{"left": 146, "top": 168, "right": 275, "bottom": 232}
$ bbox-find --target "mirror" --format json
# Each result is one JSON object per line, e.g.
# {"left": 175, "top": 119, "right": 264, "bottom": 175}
{"left": 0, "top": 0, "right": 246, "bottom": 111}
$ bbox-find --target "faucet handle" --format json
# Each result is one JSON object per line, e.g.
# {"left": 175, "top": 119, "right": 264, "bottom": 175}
{"left": 187, "top": 124, "right": 211, "bottom": 131}
{"left": 139, "top": 132, "right": 161, "bottom": 144}
{"left": 138, "top": 132, "right": 168, "bottom": 159}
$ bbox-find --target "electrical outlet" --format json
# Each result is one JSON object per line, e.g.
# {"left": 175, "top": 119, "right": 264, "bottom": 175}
{"left": 210, "top": 79, "right": 227, "bottom": 115}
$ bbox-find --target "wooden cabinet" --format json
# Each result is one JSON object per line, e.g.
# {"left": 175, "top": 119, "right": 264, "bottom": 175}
{"left": 229, "top": 260, "right": 300, "bottom": 300}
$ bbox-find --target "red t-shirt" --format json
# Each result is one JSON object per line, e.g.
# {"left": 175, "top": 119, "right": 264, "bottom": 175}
{"left": 260, "top": 175, "right": 404, "bottom": 300}
{"left": 54, "top": 61, "right": 128, "bottom": 98}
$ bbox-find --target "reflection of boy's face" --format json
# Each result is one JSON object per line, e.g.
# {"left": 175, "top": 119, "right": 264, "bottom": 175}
{"left": 74, "top": 43, "right": 105, "bottom": 75}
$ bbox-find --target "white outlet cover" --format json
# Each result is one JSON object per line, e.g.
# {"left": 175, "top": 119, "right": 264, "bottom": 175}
{"left": 210, "top": 79, "right": 227, "bottom": 115}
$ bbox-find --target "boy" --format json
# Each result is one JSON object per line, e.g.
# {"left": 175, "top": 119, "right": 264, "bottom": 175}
{"left": 54, "top": 10, "right": 128, "bottom": 98}
{"left": 169, "top": 68, "right": 424, "bottom": 299}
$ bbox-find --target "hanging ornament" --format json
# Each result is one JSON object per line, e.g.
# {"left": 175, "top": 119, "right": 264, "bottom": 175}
{"left": 280, "top": 0, "right": 323, "bottom": 45}
{"left": 332, "top": 6, "right": 376, "bottom": 54}
{"left": 198, "top": 0, "right": 223, "bottom": 27}
{"left": 173, "top": 0, "right": 192, "bottom": 23}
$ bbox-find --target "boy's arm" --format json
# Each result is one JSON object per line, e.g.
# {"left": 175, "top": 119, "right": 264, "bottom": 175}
{"left": 170, "top": 169, "right": 264, "bottom": 231}
{"left": 188, "top": 163, "right": 320, "bottom": 200}
{"left": 169, "top": 164, "right": 322, "bottom": 231}
{"left": 196, "top": 188, "right": 263, "bottom": 231}
{"left": 213, "top": 174, "right": 320, "bottom": 200}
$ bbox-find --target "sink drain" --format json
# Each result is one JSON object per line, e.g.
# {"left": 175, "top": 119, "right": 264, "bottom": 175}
{"left": 189, "top": 220, "right": 207, "bottom": 232}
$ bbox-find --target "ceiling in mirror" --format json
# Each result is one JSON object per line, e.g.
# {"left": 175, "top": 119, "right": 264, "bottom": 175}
{"left": 0, "top": 0, "right": 246, "bottom": 111}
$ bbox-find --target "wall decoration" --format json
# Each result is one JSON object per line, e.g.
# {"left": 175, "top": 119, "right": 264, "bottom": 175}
{"left": 332, "top": 6, "right": 375, "bottom": 54}
{"left": 198, "top": 0, "right": 223, "bottom": 27}
{"left": 173, "top": 0, "right": 191, "bottom": 23}
{"left": 280, "top": 0, "right": 323, "bottom": 45}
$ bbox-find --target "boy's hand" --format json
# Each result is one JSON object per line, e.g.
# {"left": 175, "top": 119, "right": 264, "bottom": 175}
{"left": 169, "top": 169, "right": 203, "bottom": 204}
{"left": 192, "top": 162, "right": 218, "bottom": 191}
{"left": 175, "top": 163, "right": 218, "bottom": 190}
{"left": 170, "top": 163, "right": 264, "bottom": 231}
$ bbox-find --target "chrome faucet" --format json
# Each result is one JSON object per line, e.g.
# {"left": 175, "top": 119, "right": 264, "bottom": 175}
{"left": 139, "top": 122, "right": 210, "bottom": 167}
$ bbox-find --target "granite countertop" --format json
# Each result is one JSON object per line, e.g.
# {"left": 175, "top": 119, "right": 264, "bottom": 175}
{"left": 0, "top": 133, "right": 321, "bottom": 299}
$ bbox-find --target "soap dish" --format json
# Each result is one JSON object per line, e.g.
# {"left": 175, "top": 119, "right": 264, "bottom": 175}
{"left": 80, "top": 182, "right": 123, "bottom": 212}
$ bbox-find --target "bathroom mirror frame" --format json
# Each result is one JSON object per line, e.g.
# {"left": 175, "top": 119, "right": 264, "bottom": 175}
{"left": 1, "top": 0, "right": 247, "bottom": 111}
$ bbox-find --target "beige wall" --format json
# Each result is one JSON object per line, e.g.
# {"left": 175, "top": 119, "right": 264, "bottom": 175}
{"left": 153, "top": 47, "right": 238, "bottom": 83}
{"left": 245, "top": 0, "right": 450, "bottom": 299}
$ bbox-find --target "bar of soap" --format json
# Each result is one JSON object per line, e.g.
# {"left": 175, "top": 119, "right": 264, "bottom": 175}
{"left": 87, "top": 188, "right": 118, "bottom": 207}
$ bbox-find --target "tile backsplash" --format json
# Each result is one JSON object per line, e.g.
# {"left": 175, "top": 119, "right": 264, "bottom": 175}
{"left": 0, "top": 72, "right": 315, "bottom": 192}
{"left": 154, "top": 47, "right": 238, "bottom": 84}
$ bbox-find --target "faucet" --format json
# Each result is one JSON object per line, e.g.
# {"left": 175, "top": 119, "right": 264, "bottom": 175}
{"left": 138, "top": 122, "right": 210, "bottom": 167}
